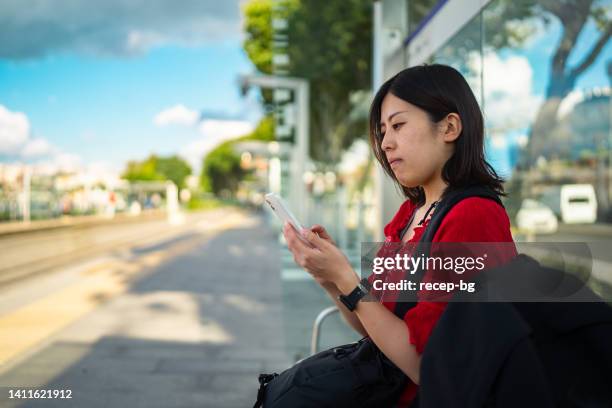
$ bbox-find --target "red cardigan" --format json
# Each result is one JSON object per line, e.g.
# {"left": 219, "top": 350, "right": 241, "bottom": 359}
{"left": 366, "top": 197, "right": 517, "bottom": 407}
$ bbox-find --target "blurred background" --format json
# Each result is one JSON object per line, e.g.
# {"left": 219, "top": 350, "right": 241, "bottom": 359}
{"left": 0, "top": 0, "right": 610, "bottom": 407}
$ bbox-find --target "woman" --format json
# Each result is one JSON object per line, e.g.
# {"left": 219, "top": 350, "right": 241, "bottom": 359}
{"left": 282, "top": 63, "right": 517, "bottom": 407}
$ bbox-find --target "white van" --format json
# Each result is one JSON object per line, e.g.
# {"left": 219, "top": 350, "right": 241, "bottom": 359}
{"left": 539, "top": 184, "right": 598, "bottom": 224}
{"left": 560, "top": 184, "right": 597, "bottom": 224}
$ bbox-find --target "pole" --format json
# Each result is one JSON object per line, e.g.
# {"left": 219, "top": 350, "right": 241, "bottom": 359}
{"left": 239, "top": 74, "right": 310, "bottom": 223}
{"left": 22, "top": 165, "right": 31, "bottom": 223}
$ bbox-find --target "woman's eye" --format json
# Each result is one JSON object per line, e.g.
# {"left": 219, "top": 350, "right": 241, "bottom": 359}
{"left": 392, "top": 123, "right": 403, "bottom": 131}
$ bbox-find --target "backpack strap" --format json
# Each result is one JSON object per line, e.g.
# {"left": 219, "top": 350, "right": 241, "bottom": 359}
{"left": 253, "top": 373, "right": 278, "bottom": 408}
{"left": 392, "top": 184, "right": 504, "bottom": 319}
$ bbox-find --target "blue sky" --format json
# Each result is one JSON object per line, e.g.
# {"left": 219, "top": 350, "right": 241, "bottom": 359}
{"left": 0, "top": 0, "right": 261, "bottom": 175}
{"left": 0, "top": 43, "right": 261, "bottom": 169}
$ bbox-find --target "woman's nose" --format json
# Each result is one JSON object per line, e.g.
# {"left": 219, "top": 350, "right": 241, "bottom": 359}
{"left": 380, "top": 135, "right": 394, "bottom": 152}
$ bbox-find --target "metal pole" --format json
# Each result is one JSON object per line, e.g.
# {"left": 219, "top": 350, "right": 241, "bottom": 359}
{"left": 239, "top": 74, "right": 310, "bottom": 223}
{"left": 295, "top": 80, "right": 309, "bottom": 224}
{"left": 310, "top": 306, "right": 339, "bottom": 355}
{"left": 22, "top": 165, "right": 31, "bottom": 223}
{"left": 373, "top": 1, "right": 386, "bottom": 241}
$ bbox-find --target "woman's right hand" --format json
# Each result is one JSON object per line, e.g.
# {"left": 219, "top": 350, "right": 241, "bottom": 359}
{"left": 302, "top": 224, "right": 337, "bottom": 287}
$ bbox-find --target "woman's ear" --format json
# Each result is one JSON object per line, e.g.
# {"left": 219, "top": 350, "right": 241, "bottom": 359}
{"left": 441, "top": 113, "right": 462, "bottom": 142}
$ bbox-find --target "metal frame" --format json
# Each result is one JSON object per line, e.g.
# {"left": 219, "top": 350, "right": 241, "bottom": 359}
{"left": 310, "top": 306, "right": 339, "bottom": 355}
{"left": 238, "top": 74, "right": 310, "bottom": 224}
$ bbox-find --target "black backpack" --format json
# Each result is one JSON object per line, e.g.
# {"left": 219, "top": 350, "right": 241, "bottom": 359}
{"left": 406, "top": 185, "right": 612, "bottom": 407}
{"left": 253, "top": 335, "right": 408, "bottom": 408}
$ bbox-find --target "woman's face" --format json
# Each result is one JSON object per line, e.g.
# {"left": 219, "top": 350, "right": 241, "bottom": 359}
{"left": 379, "top": 92, "right": 454, "bottom": 188}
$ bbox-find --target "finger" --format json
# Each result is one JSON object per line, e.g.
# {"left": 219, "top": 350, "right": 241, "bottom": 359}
{"left": 310, "top": 224, "right": 327, "bottom": 235}
{"left": 309, "top": 224, "right": 334, "bottom": 242}
{"left": 283, "top": 223, "right": 305, "bottom": 254}
{"left": 283, "top": 222, "right": 300, "bottom": 252}
{"left": 301, "top": 228, "right": 329, "bottom": 250}
{"left": 285, "top": 222, "right": 317, "bottom": 254}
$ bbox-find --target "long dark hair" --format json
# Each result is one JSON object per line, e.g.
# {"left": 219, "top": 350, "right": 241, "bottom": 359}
{"left": 368, "top": 63, "right": 505, "bottom": 206}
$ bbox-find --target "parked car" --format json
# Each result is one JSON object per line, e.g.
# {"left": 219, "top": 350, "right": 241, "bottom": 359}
{"left": 516, "top": 198, "right": 558, "bottom": 234}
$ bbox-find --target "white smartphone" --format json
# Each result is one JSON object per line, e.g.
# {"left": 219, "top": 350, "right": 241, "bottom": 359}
{"left": 264, "top": 193, "right": 304, "bottom": 232}
{"left": 265, "top": 193, "right": 318, "bottom": 248}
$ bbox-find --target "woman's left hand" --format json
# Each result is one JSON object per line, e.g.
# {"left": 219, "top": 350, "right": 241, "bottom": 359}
{"left": 282, "top": 222, "right": 357, "bottom": 290}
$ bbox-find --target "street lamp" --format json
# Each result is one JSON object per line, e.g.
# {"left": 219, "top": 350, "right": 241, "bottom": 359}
{"left": 239, "top": 74, "right": 310, "bottom": 223}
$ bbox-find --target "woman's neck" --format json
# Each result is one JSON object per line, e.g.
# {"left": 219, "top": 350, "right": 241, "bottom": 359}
{"left": 422, "top": 177, "right": 448, "bottom": 207}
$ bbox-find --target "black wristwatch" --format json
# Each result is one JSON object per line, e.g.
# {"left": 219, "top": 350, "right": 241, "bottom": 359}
{"left": 338, "top": 278, "right": 373, "bottom": 311}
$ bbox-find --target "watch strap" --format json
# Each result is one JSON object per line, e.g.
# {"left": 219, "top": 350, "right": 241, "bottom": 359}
{"left": 338, "top": 277, "right": 373, "bottom": 311}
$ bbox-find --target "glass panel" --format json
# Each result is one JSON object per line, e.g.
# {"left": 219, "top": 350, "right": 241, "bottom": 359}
{"left": 481, "top": 0, "right": 612, "bottom": 238}
{"left": 408, "top": 0, "right": 443, "bottom": 36}
{"left": 430, "top": 12, "right": 484, "bottom": 107}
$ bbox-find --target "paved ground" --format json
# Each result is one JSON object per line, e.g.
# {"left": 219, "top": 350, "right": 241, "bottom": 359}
{"left": 1, "top": 208, "right": 337, "bottom": 408}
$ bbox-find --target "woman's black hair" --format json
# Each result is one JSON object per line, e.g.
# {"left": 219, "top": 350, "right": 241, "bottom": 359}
{"left": 368, "top": 63, "right": 505, "bottom": 205}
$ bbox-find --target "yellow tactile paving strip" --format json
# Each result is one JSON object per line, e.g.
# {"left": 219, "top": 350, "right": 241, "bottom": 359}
{"left": 0, "top": 265, "right": 124, "bottom": 366}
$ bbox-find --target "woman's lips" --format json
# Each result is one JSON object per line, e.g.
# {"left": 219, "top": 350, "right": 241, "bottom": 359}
{"left": 390, "top": 159, "right": 402, "bottom": 167}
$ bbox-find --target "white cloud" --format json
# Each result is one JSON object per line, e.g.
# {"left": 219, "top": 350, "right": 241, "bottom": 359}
{"left": 21, "top": 137, "right": 56, "bottom": 158}
{"left": 197, "top": 119, "right": 253, "bottom": 139}
{"left": 82, "top": 161, "right": 122, "bottom": 187}
{"left": 0, "top": 104, "right": 89, "bottom": 176}
{"left": 181, "top": 119, "right": 254, "bottom": 172}
{"left": 469, "top": 52, "right": 543, "bottom": 134}
{"left": 30, "top": 157, "right": 121, "bottom": 189}
{"left": 0, "top": 104, "right": 30, "bottom": 154}
{"left": 154, "top": 104, "right": 200, "bottom": 127}
{"left": 33, "top": 152, "right": 83, "bottom": 175}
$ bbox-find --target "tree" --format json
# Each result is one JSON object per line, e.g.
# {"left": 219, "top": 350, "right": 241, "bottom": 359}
{"left": 199, "top": 115, "right": 273, "bottom": 196}
{"left": 287, "top": 0, "right": 372, "bottom": 168}
{"left": 155, "top": 155, "right": 193, "bottom": 188}
{"left": 242, "top": 0, "right": 277, "bottom": 109}
{"left": 122, "top": 154, "right": 192, "bottom": 188}
{"left": 242, "top": 0, "right": 274, "bottom": 74}
{"left": 122, "top": 156, "right": 164, "bottom": 182}
{"left": 200, "top": 141, "right": 248, "bottom": 196}
{"left": 242, "top": 0, "right": 373, "bottom": 168}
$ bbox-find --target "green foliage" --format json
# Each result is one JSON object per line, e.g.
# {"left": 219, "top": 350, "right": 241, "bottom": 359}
{"left": 242, "top": 0, "right": 372, "bottom": 167}
{"left": 287, "top": 0, "right": 372, "bottom": 166}
{"left": 199, "top": 115, "right": 274, "bottom": 196}
{"left": 242, "top": 0, "right": 277, "bottom": 107}
{"left": 155, "top": 156, "right": 193, "bottom": 188}
{"left": 200, "top": 141, "right": 248, "bottom": 196}
{"left": 240, "top": 114, "right": 275, "bottom": 142}
{"left": 122, "top": 154, "right": 192, "bottom": 188}
{"left": 186, "top": 195, "right": 224, "bottom": 211}
{"left": 242, "top": 0, "right": 274, "bottom": 75}
{"left": 122, "top": 156, "right": 165, "bottom": 182}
